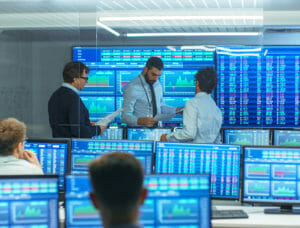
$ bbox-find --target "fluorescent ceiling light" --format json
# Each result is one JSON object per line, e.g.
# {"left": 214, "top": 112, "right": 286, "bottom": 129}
{"left": 99, "top": 15, "right": 263, "bottom": 21}
{"left": 96, "top": 20, "right": 120, "bottom": 37}
{"left": 127, "top": 32, "right": 260, "bottom": 37}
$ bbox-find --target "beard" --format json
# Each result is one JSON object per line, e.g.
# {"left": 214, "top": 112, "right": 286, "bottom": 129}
{"left": 144, "top": 72, "right": 156, "bottom": 85}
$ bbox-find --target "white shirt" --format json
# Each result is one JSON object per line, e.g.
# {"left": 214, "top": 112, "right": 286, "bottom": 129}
{"left": 166, "top": 92, "right": 222, "bottom": 143}
{"left": 0, "top": 155, "right": 43, "bottom": 175}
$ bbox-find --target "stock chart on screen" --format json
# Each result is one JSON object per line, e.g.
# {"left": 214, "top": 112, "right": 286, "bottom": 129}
{"left": 24, "top": 139, "right": 69, "bottom": 190}
{"left": 0, "top": 176, "right": 59, "bottom": 227}
{"left": 140, "top": 174, "right": 211, "bottom": 228}
{"left": 217, "top": 46, "right": 300, "bottom": 128}
{"left": 127, "top": 128, "right": 172, "bottom": 141}
{"left": 155, "top": 142, "right": 241, "bottom": 199}
{"left": 273, "top": 130, "right": 300, "bottom": 146}
{"left": 116, "top": 70, "right": 140, "bottom": 95}
{"left": 70, "top": 139, "right": 153, "bottom": 174}
{"left": 65, "top": 175, "right": 101, "bottom": 228}
{"left": 243, "top": 146, "right": 300, "bottom": 204}
{"left": 80, "top": 96, "right": 115, "bottom": 121}
{"left": 223, "top": 129, "right": 270, "bottom": 145}
{"left": 92, "top": 127, "right": 123, "bottom": 140}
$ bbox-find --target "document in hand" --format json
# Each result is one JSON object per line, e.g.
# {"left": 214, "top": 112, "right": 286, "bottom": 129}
{"left": 95, "top": 108, "right": 123, "bottom": 126}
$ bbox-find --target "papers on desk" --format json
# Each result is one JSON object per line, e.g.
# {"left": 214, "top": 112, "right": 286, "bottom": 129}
{"left": 95, "top": 108, "right": 123, "bottom": 127}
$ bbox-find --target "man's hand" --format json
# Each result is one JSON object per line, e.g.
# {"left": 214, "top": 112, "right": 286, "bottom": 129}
{"left": 160, "top": 134, "right": 168, "bottom": 142}
{"left": 137, "top": 117, "right": 158, "bottom": 127}
{"left": 99, "top": 125, "right": 107, "bottom": 134}
{"left": 176, "top": 107, "right": 184, "bottom": 115}
{"left": 90, "top": 121, "right": 96, "bottom": 126}
{"left": 23, "top": 150, "right": 42, "bottom": 169}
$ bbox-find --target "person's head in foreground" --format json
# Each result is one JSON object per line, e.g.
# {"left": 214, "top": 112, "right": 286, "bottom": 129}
{"left": 89, "top": 152, "right": 147, "bottom": 227}
{"left": 0, "top": 117, "right": 26, "bottom": 157}
{"left": 194, "top": 67, "right": 218, "bottom": 94}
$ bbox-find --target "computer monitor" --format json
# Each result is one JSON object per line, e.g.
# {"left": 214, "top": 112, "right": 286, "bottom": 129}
{"left": 65, "top": 175, "right": 101, "bottom": 227}
{"left": 155, "top": 142, "right": 241, "bottom": 199}
{"left": 92, "top": 127, "right": 124, "bottom": 140}
{"left": 24, "top": 138, "right": 70, "bottom": 190}
{"left": 141, "top": 174, "right": 211, "bottom": 228}
{"left": 0, "top": 175, "right": 59, "bottom": 227}
{"left": 70, "top": 139, "right": 154, "bottom": 174}
{"left": 223, "top": 129, "right": 270, "bottom": 145}
{"left": 273, "top": 129, "right": 300, "bottom": 146}
{"left": 243, "top": 146, "right": 300, "bottom": 214}
{"left": 126, "top": 127, "right": 172, "bottom": 141}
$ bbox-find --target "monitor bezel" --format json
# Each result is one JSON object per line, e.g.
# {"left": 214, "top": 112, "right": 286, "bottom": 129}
{"left": 272, "top": 128, "right": 300, "bottom": 146}
{"left": 154, "top": 141, "right": 242, "bottom": 201}
{"left": 221, "top": 127, "right": 272, "bottom": 145}
{"left": 241, "top": 145, "right": 300, "bottom": 206}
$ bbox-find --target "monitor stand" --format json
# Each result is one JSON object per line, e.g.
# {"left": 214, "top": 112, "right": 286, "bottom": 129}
{"left": 264, "top": 206, "right": 300, "bottom": 214}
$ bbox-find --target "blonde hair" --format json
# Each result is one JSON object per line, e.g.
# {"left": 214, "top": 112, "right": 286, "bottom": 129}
{"left": 0, "top": 118, "right": 26, "bottom": 156}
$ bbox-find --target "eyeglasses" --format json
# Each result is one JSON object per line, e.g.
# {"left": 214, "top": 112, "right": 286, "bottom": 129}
{"left": 80, "top": 76, "right": 88, "bottom": 82}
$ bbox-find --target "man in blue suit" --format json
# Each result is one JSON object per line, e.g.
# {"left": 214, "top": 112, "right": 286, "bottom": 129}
{"left": 48, "top": 61, "right": 106, "bottom": 138}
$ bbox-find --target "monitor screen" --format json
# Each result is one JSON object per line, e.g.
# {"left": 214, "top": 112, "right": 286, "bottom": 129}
{"left": 80, "top": 95, "right": 116, "bottom": 122}
{"left": 92, "top": 127, "right": 123, "bottom": 140}
{"left": 223, "top": 129, "right": 270, "bottom": 145}
{"left": 73, "top": 46, "right": 215, "bottom": 126}
{"left": 216, "top": 46, "right": 300, "bottom": 128}
{"left": 24, "top": 138, "right": 70, "bottom": 190}
{"left": 155, "top": 142, "right": 241, "bottom": 199}
{"left": 127, "top": 128, "right": 172, "bottom": 141}
{"left": 141, "top": 174, "right": 211, "bottom": 228}
{"left": 70, "top": 139, "right": 153, "bottom": 174}
{"left": 0, "top": 175, "right": 59, "bottom": 227}
{"left": 273, "top": 130, "right": 300, "bottom": 146}
{"left": 243, "top": 146, "right": 300, "bottom": 205}
{"left": 65, "top": 175, "right": 101, "bottom": 228}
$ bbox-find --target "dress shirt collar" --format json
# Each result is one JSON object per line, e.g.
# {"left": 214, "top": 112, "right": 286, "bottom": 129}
{"left": 62, "top": 83, "right": 79, "bottom": 94}
{"left": 195, "top": 91, "right": 208, "bottom": 98}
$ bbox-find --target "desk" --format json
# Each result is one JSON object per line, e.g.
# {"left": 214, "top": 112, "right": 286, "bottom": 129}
{"left": 212, "top": 206, "right": 300, "bottom": 228}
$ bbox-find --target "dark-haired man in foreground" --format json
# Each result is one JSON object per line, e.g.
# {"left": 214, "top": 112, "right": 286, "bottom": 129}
{"left": 160, "top": 68, "right": 222, "bottom": 143}
{"left": 89, "top": 152, "right": 147, "bottom": 228}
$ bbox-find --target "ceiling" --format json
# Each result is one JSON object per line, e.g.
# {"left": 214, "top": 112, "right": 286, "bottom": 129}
{"left": 0, "top": 0, "right": 300, "bottom": 38}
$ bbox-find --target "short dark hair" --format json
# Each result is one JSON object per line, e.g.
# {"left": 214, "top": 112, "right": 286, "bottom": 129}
{"left": 89, "top": 152, "right": 144, "bottom": 216}
{"left": 0, "top": 118, "right": 26, "bottom": 156}
{"left": 146, "top": 57, "right": 163, "bottom": 70}
{"left": 195, "top": 68, "right": 218, "bottom": 94}
{"left": 62, "top": 61, "right": 90, "bottom": 83}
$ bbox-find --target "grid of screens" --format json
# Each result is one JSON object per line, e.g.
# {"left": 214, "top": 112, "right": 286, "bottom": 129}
{"left": 70, "top": 139, "right": 153, "bottom": 174}
{"left": 155, "top": 142, "right": 241, "bottom": 199}
{"left": 73, "top": 46, "right": 215, "bottom": 125}
{"left": 65, "top": 175, "right": 100, "bottom": 228}
{"left": 217, "top": 46, "right": 300, "bottom": 128}
{"left": 24, "top": 139, "right": 69, "bottom": 190}
{"left": 0, "top": 175, "right": 59, "bottom": 227}
{"left": 273, "top": 130, "right": 300, "bottom": 146}
{"left": 92, "top": 127, "right": 123, "bottom": 140}
{"left": 141, "top": 174, "right": 211, "bottom": 228}
{"left": 243, "top": 147, "right": 300, "bottom": 204}
{"left": 223, "top": 129, "right": 270, "bottom": 145}
{"left": 127, "top": 128, "right": 172, "bottom": 141}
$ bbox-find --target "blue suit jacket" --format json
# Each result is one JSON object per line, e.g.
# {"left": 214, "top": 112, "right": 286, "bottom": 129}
{"left": 48, "top": 86, "right": 100, "bottom": 138}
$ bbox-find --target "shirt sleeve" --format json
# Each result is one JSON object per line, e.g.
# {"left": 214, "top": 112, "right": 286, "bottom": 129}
{"left": 166, "top": 100, "right": 197, "bottom": 142}
{"left": 122, "top": 84, "right": 139, "bottom": 126}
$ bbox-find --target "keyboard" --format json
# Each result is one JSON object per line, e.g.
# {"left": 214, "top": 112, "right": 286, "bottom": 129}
{"left": 212, "top": 209, "right": 249, "bottom": 219}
